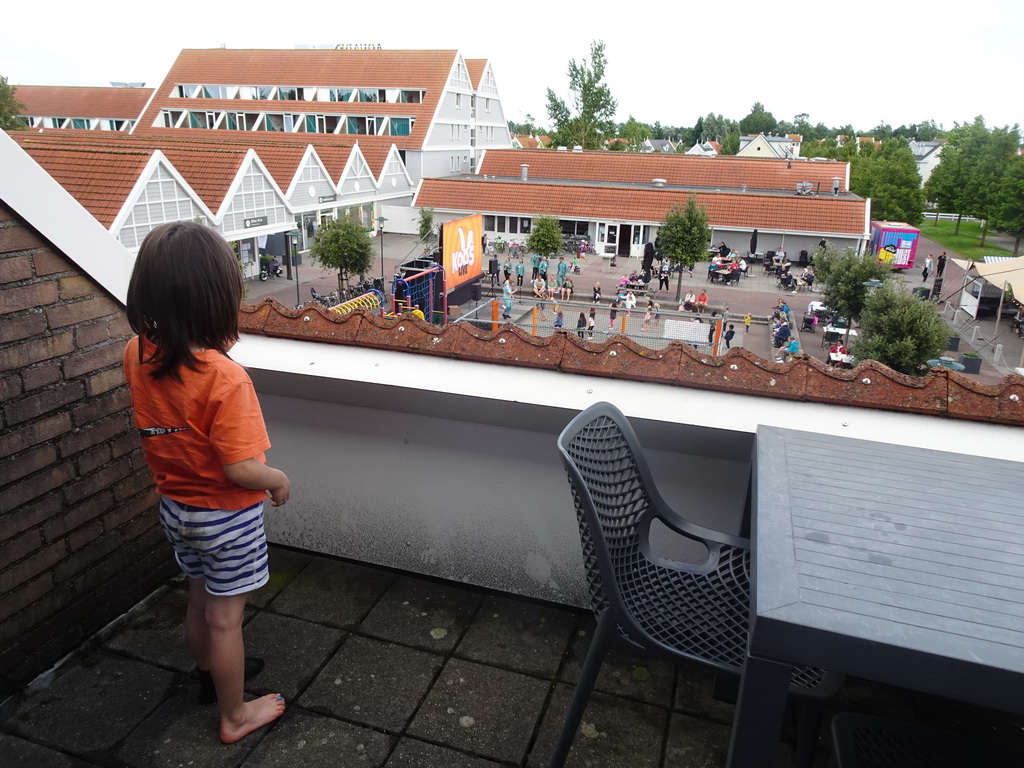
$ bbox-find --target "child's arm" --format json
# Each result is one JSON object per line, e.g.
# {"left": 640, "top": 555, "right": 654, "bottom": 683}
{"left": 223, "top": 458, "right": 291, "bottom": 507}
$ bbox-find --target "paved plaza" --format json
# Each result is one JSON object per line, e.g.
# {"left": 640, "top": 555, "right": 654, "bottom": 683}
{"left": 247, "top": 232, "right": 1021, "bottom": 385}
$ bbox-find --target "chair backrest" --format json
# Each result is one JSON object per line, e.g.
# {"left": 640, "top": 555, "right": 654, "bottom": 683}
{"left": 557, "top": 402, "right": 754, "bottom": 666}
{"left": 557, "top": 403, "right": 656, "bottom": 616}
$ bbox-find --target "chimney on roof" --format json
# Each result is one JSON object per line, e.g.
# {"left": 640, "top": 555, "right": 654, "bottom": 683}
{"left": 520, "top": 164, "right": 529, "bottom": 182}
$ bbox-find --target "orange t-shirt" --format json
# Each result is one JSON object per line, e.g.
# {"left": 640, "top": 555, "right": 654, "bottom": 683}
{"left": 123, "top": 337, "right": 271, "bottom": 510}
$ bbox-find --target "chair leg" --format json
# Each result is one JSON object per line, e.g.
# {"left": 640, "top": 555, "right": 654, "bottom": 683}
{"left": 549, "top": 612, "right": 615, "bottom": 768}
{"left": 792, "top": 697, "right": 824, "bottom": 768}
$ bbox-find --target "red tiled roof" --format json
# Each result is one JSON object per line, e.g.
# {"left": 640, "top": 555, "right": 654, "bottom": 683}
{"left": 465, "top": 59, "right": 486, "bottom": 88}
{"left": 480, "top": 149, "right": 849, "bottom": 192}
{"left": 9, "top": 135, "right": 152, "bottom": 227}
{"left": 9, "top": 131, "right": 361, "bottom": 208}
{"left": 415, "top": 178, "right": 866, "bottom": 235}
{"left": 13, "top": 85, "right": 153, "bottom": 119}
{"left": 137, "top": 49, "right": 464, "bottom": 149}
{"left": 358, "top": 143, "right": 391, "bottom": 178}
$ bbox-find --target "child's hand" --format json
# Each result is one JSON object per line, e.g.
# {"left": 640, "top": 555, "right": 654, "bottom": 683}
{"left": 269, "top": 473, "right": 291, "bottom": 507}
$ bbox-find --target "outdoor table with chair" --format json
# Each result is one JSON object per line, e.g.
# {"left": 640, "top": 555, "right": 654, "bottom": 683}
{"left": 726, "top": 427, "right": 1024, "bottom": 768}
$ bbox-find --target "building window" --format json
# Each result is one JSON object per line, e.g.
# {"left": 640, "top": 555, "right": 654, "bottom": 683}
{"left": 508, "top": 217, "right": 518, "bottom": 234}
{"left": 455, "top": 93, "right": 462, "bottom": 109}
{"left": 496, "top": 216, "right": 506, "bottom": 233}
{"left": 278, "top": 87, "right": 299, "bottom": 100}
{"left": 357, "top": 88, "right": 379, "bottom": 102}
{"left": 450, "top": 124, "right": 460, "bottom": 140}
{"left": 71, "top": 118, "right": 89, "bottom": 129}
{"left": 265, "top": 114, "right": 284, "bottom": 131}
{"left": 202, "top": 85, "right": 229, "bottom": 99}
{"left": 520, "top": 218, "right": 531, "bottom": 234}
{"left": 484, "top": 98, "right": 490, "bottom": 112}
{"left": 348, "top": 116, "right": 367, "bottom": 134}
{"left": 484, "top": 215, "right": 495, "bottom": 230}
{"left": 391, "top": 117, "right": 411, "bottom": 136}
{"left": 398, "top": 90, "right": 422, "bottom": 103}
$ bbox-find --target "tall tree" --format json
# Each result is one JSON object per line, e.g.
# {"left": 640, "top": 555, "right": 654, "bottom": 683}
{"left": 852, "top": 282, "right": 950, "bottom": 375}
{"left": 309, "top": 217, "right": 374, "bottom": 295}
{"left": 970, "top": 123, "right": 1021, "bottom": 246}
{"left": 0, "top": 75, "right": 26, "bottom": 130}
{"left": 545, "top": 40, "right": 617, "bottom": 150}
{"left": 739, "top": 102, "right": 778, "bottom": 136}
{"left": 993, "top": 154, "right": 1024, "bottom": 256}
{"left": 657, "top": 195, "right": 711, "bottom": 301}
{"left": 527, "top": 215, "right": 564, "bottom": 259}
{"left": 855, "top": 138, "right": 925, "bottom": 225}
{"left": 924, "top": 117, "right": 988, "bottom": 235}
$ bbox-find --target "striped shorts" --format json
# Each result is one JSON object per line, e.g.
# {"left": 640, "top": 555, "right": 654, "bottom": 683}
{"left": 159, "top": 496, "right": 270, "bottom": 596}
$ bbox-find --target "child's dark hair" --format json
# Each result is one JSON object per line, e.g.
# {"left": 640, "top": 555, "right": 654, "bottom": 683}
{"left": 127, "top": 222, "right": 242, "bottom": 380}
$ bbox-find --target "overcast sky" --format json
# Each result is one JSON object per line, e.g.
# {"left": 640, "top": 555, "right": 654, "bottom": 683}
{"left": 3, "top": 0, "right": 1021, "bottom": 137}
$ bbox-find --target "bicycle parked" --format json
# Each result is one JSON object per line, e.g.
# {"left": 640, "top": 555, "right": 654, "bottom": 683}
{"left": 310, "top": 286, "right": 340, "bottom": 308}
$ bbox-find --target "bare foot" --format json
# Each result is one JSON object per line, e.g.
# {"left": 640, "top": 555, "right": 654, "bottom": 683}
{"left": 219, "top": 694, "right": 286, "bottom": 744}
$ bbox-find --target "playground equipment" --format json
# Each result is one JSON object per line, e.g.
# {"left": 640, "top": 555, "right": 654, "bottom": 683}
{"left": 391, "top": 264, "right": 447, "bottom": 325}
{"left": 329, "top": 289, "right": 385, "bottom": 316}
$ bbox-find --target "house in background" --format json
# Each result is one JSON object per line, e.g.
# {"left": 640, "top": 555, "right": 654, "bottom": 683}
{"left": 685, "top": 140, "right": 722, "bottom": 156}
{"left": 737, "top": 133, "right": 802, "bottom": 159}
{"left": 12, "top": 84, "right": 152, "bottom": 131}
{"left": 641, "top": 138, "right": 677, "bottom": 153}
{"left": 909, "top": 139, "right": 944, "bottom": 185}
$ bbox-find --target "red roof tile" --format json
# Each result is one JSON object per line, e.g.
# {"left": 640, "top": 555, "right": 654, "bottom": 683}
{"left": 415, "top": 178, "right": 866, "bottom": 235}
{"left": 13, "top": 85, "right": 153, "bottom": 120}
{"left": 481, "top": 148, "right": 849, "bottom": 192}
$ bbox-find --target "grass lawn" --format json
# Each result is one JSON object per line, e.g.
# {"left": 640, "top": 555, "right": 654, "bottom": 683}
{"left": 918, "top": 219, "right": 1012, "bottom": 261}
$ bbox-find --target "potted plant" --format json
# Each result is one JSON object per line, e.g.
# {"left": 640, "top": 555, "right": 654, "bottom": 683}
{"left": 959, "top": 352, "right": 982, "bottom": 374}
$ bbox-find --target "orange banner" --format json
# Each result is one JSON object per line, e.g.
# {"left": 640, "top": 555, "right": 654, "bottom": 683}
{"left": 441, "top": 214, "right": 484, "bottom": 291}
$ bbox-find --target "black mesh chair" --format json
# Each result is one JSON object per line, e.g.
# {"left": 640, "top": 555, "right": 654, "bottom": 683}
{"left": 552, "top": 402, "right": 842, "bottom": 768}
{"left": 830, "top": 713, "right": 1024, "bottom": 768}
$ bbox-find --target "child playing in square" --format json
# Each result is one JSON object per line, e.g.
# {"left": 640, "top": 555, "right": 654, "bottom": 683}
{"left": 123, "top": 222, "right": 288, "bottom": 744}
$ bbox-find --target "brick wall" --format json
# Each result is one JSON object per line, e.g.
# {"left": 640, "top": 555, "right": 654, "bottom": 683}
{"left": 0, "top": 200, "right": 174, "bottom": 695}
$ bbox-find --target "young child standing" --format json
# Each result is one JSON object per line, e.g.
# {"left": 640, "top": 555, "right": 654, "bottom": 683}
{"left": 123, "top": 222, "right": 288, "bottom": 744}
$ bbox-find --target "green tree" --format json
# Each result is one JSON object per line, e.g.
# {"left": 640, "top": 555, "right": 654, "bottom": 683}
{"left": 924, "top": 117, "right": 988, "bottom": 235}
{"left": 739, "top": 102, "right": 778, "bottom": 136}
{"left": 657, "top": 195, "right": 711, "bottom": 301}
{"left": 993, "top": 154, "right": 1024, "bottom": 256}
{"left": 620, "top": 115, "right": 653, "bottom": 151}
{"left": 0, "top": 75, "right": 26, "bottom": 130}
{"left": 545, "top": 40, "right": 617, "bottom": 150}
{"left": 971, "top": 124, "right": 1020, "bottom": 246}
{"left": 815, "top": 245, "right": 891, "bottom": 343}
{"left": 852, "top": 282, "right": 950, "bottom": 375}
{"left": 855, "top": 138, "right": 925, "bottom": 225}
{"left": 527, "top": 215, "right": 564, "bottom": 259}
{"left": 720, "top": 133, "right": 740, "bottom": 156}
{"left": 309, "top": 216, "right": 374, "bottom": 295}
{"left": 417, "top": 207, "right": 434, "bottom": 240}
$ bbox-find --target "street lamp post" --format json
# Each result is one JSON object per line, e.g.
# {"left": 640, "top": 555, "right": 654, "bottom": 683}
{"left": 376, "top": 216, "right": 388, "bottom": 295}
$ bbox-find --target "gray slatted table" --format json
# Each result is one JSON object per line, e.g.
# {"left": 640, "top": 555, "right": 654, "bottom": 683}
{"left": 727, "top": 426, "right": 1024, "bottom": 768}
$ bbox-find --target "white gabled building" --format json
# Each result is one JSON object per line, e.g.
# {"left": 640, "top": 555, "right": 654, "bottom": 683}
{"left": 134, "top": 48, "right": 512, "bottom": 184}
